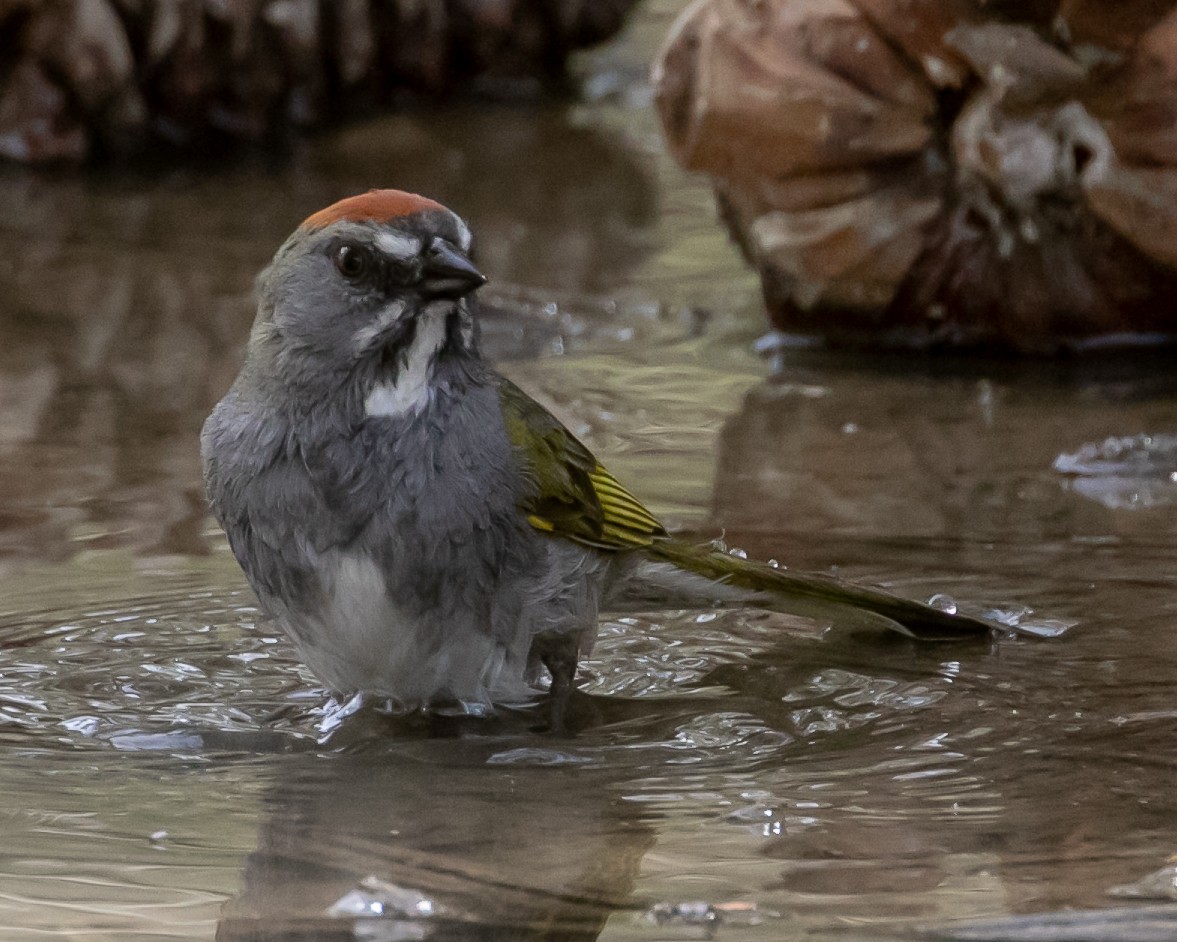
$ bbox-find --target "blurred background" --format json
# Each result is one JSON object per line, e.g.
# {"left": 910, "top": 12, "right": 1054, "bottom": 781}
{"left": 1, "top": 2, "right": 1177, "bottom": 940}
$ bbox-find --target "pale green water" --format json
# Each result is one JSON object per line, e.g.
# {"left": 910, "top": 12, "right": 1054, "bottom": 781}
{"left": 1, "top": 4, "right": 1176, "bottom": 940}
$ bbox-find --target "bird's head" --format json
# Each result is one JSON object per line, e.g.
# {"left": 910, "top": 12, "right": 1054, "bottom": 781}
{"left": 249, "top": 189, "right": 487, "bottom": 411}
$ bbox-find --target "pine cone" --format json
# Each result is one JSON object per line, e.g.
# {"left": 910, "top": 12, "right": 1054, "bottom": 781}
{"left": 0, "top": 0, "right": 640, "bottom": 162}
{"left": 654, "top": 0, "right": 1177, "bottom": 352}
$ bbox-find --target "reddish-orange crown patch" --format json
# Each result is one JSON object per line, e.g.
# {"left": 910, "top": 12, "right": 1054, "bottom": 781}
{"left": 299, "top": 189, "right": 447, "bottom": 230}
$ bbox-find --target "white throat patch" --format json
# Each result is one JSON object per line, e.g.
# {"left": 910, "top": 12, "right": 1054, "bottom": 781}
{"left": 364, "top": 308, "right": 449, "bottom": 419}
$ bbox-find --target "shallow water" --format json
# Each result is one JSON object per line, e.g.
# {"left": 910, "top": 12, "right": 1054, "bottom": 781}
{"left": 2, "top": 4, "right": 1177, "bottom": 940}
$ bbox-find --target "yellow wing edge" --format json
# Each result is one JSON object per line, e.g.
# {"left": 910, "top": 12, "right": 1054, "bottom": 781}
{"left": 586, "top": 462, "right": 667, "bottom": 549}
{"left": 526, "top": 462, "right": 666, "bottom": 551}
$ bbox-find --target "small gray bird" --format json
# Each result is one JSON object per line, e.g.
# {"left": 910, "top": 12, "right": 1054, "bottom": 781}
{"left": 201, "top": 189, "right": 999, "bottom": 726}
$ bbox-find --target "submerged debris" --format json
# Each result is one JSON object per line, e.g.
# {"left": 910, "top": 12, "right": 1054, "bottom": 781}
{"left": 646, "top": 900, "right": 721, "bottom": 929}
{"left": 644, "top": 899, "right": 770, "bottom": 938}
{"left": 1108, "top": 858, "right": 1177, "bottom": 901}
{"left": 1055, "top": 433, "right": 1177, "bottom": 509}
{"left": 1054, "top": 434, "right": 1177, "bottom": 477}
{"left": 654, "top": 0, "right": 1177, "bottom": 352}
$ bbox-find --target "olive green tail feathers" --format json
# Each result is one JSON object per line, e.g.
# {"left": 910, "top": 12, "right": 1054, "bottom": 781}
{"left": 642, "top": 540, "right": 1002, "bottom": 641}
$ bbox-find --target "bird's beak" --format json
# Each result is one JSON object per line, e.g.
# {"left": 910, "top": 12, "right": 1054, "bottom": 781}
{"left": 421, "top": 238, "right": 487, "bottom": 299}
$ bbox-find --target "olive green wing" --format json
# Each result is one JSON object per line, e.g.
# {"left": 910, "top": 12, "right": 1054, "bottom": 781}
{"left": 497, "top": 377, "right": 666, "bottom": 551}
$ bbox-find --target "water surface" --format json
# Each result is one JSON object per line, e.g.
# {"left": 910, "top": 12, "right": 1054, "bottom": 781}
{"left": 1, "top": 4, "right": 1176, "bottom": 940}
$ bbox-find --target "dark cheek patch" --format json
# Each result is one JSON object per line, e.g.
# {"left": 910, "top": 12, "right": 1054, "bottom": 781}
{"left": 443, "top": 310, "right": 472, "bottom": 356}
{"left": 381, "top": 315, "right": 419, "bottom": 372}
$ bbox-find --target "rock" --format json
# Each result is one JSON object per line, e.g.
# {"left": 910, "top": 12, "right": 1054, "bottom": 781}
{"left": 654, "top": 0, "right": 1177, "bottom": 352}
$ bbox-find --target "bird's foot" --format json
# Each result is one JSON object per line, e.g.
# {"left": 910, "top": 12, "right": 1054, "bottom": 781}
{"left": 528, "top": 632, "right": 581, "bottom": 735}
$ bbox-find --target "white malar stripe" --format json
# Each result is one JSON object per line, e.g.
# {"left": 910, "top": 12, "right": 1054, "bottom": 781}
{"left": 364, "top": 311, "right": 448, "bottom": 418}
{"left": 376, "top": 231, "right": 422, "bottom": 260}
{"left": 352, "top": 299, "right": 407, "bottom": 354}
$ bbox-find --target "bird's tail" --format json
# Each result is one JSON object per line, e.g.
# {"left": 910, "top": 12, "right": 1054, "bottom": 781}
{"left": 626, "top": 539, "right": 1004, "bottom": 640}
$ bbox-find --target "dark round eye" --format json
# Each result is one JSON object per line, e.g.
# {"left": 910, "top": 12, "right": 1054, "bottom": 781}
{"left": 334, "top": 244, "right": 370, "bottom": 279}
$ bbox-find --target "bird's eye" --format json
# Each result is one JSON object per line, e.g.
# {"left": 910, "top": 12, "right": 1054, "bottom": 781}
{"left": 334, "top": 244, "right": 370, "bottom": 279}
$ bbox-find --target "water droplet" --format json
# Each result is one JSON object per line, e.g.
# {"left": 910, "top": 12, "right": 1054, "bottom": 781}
{"left": 315, "top": 692, "right": 365, "bottom": 735}
{"left": 328, "top": 877, "right": 439, "bottom": 919}
{"left": 927, "top": 593, "right": 958, "bottom": 615}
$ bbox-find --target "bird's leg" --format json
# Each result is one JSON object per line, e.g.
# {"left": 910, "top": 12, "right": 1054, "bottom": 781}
{"left": 529, "top": 632, "right": 580, "bottom": 734}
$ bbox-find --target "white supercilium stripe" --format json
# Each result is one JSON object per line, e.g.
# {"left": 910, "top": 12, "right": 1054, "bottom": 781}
{"left": 452, "top": 216, "right": 472, "bottom": 252}
{"left": 375, "top": 231, "right": 422, "bottom": 260}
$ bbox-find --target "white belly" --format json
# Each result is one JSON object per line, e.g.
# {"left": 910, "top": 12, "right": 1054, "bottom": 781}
{"left": 274, "top": 550, "right": 537, "bottom": 712}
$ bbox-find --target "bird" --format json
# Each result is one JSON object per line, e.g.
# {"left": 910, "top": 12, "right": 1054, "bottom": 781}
{"left": 201, "top": 188, "right": 1004, "bottom": 729}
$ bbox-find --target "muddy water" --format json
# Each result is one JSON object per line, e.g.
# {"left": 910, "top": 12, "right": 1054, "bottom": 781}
{"left": 2, "top": 4, "right": 1177, "bottom": 941}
